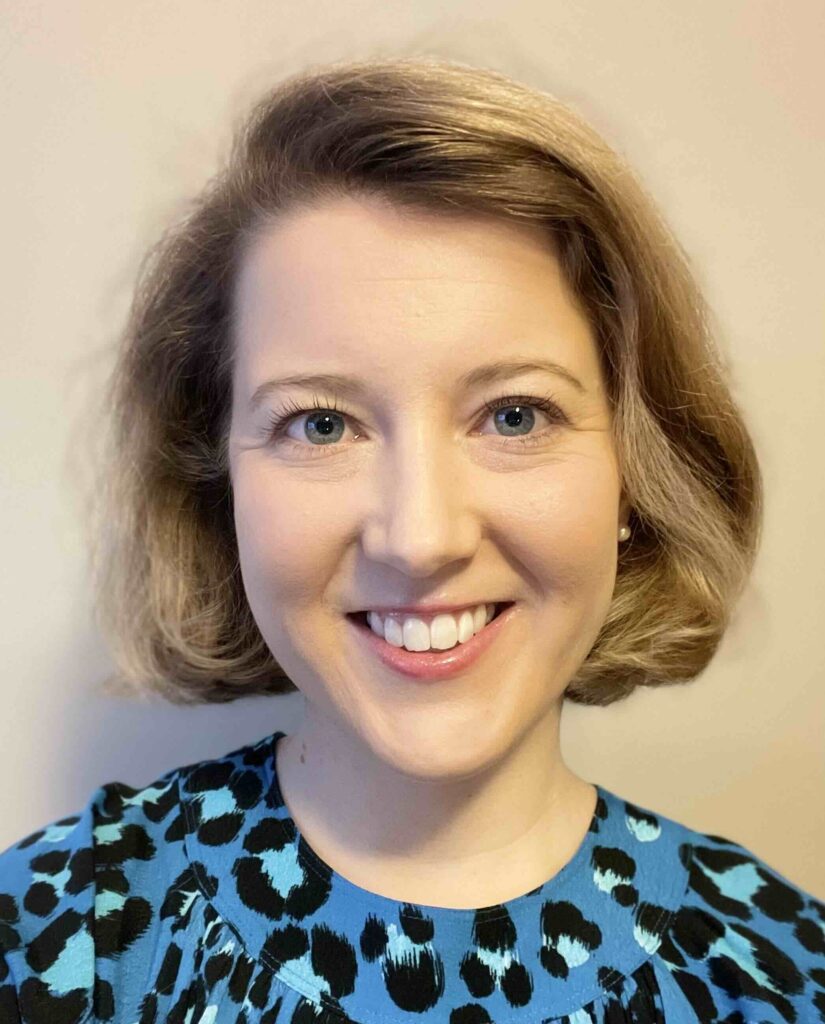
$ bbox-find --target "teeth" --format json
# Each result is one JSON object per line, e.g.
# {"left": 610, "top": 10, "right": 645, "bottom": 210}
{"left": 365, "top": 603, "right": 498, "bottom": 652}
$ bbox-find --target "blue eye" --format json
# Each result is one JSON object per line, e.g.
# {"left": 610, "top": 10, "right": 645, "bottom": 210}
{"left": 480, "top": 393, "right": 568, "bottom": 443}
{"left": 263, "top": 391, "right": 568, "bottom": 456}
{"left": 295, "top": 410, "right": 346, "bottom": 445}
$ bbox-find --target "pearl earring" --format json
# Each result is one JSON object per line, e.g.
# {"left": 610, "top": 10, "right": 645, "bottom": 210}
{"left": 618, "top": 525, "right": 630, "bottom": 542}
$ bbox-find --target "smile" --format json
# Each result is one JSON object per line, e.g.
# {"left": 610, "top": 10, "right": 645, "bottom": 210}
{"left": 346, "top": 602, "right": 517, "bottom": 681}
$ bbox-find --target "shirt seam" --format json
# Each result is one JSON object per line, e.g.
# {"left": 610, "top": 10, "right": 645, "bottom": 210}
{"left": 179, "top": 767, "right": 696, "bottom": 1024}
{"left": 181, "top": 780, "right": 338, "bottom": 1009}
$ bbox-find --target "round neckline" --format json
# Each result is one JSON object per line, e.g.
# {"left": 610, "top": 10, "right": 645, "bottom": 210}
{"left": 262, "top": 729, "right": 604, "bottom": 919}
{"left": 180, "top": 728, "right": 693, "bottom": 1022}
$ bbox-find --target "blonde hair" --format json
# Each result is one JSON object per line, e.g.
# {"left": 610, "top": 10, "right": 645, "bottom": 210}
{"left": 89, "top": 56, "right": 763, "bottom": 706}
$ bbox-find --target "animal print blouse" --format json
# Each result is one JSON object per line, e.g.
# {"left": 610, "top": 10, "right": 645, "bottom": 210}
{"left": 1, "top": 730, "right": 823, "bottom": 1023}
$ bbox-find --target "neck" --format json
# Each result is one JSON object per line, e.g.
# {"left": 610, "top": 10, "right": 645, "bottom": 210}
{"left": 273, "top": 707, "right": 597, "bottom": 909}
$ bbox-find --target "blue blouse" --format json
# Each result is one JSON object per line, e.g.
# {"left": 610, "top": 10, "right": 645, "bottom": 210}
{"left": 1, "top": 729, "right": 823, "bottom": 1023}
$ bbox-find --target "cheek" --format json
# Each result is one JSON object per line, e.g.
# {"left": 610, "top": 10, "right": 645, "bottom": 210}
{"left": 232, "top": 464, "right": 342, "bottom": 605}
{"left": 497, "top": 460, "right": 620, "bottom": 593}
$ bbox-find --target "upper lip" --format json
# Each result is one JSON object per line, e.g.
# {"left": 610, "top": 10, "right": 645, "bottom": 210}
{"left": 352, "top": 601, "right": 511, "bottom": 617}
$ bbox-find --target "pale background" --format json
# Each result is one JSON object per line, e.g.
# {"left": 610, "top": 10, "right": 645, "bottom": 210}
{"left": 1, "top": 1, "right": 823, "bottom": 898}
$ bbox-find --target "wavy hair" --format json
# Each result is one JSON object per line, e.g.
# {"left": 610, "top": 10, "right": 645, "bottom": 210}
{"left": 88, "top": 56, "right": 763, "bottom": 706}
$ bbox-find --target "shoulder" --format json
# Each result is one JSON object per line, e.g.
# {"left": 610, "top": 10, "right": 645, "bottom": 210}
{"left": 0, "top": 764, "right": 185, "bottom": 1024}
{"left": 655, "top": 814, "right": 825, "bottom": 1020}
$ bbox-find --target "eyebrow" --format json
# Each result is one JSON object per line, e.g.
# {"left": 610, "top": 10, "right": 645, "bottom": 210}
{"left": 249, "top": 359, "right": 585, "bottom": 411}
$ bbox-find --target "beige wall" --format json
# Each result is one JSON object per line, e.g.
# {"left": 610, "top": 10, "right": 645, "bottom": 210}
{"left": 1, "top": 2, "right": 822, "bottom": 897}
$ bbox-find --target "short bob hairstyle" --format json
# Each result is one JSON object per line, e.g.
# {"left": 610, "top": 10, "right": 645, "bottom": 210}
{"left": 88, "top": 56, "right": 763, "bottom": 707}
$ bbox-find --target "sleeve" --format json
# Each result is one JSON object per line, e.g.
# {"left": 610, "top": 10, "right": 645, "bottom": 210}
{"left": 0, "top": 800, "right": 97, "bottom": 1024}
{"left": 663, "top": 830, "right": 825, "bottom": 1022}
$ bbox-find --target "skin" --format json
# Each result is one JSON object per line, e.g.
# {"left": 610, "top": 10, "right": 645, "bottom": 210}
{"left": 228, "top": 194, "right": 631, "bottom": 909}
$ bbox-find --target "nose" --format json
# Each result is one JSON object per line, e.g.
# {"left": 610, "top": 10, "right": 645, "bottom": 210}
{"left": 360, "top": 422, "right": 481, "bottom": 579}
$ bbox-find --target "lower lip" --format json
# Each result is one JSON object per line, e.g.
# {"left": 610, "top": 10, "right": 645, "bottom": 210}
{"left": 347, "top": 603, "right": 518, "bottom": 681}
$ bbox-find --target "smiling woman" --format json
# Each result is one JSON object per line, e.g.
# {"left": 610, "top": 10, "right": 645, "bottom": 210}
{"left": 92, "top": 61, "right": 761, "bottom": 712}
{"left": 1, "top": 56, "right": 822, "bottom": 1024}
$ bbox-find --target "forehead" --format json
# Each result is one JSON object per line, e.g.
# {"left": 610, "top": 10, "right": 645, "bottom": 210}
{"left": 236, "top": 195, "right": 565, "bottom": 297}
{"left": 231, "top": 196, "right": 600, "bottom": 394}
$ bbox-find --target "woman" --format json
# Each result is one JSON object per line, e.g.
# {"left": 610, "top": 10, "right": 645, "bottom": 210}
{"left": 1, "top": 57, "right": 821, "bottom": 1023}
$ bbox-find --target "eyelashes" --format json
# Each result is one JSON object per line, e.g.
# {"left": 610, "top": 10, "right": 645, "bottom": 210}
{"left": 262, "top": 390, "right": 569, "bottom": 457}
{"left": 481, "top": 393, "right": 566, "bottom": 430}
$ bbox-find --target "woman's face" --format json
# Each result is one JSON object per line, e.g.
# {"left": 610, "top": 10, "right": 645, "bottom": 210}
{"left": 228, "top": 195, "right": 629, "bottom": 775}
